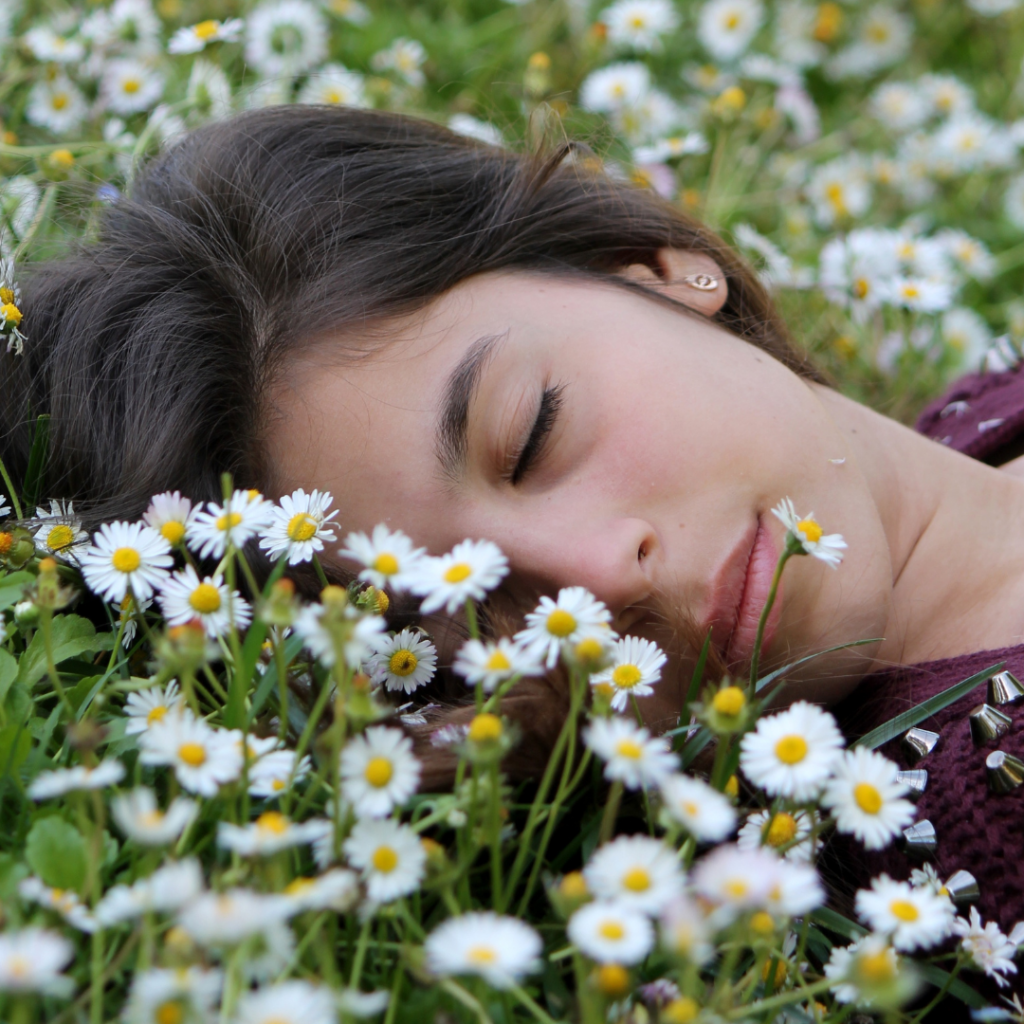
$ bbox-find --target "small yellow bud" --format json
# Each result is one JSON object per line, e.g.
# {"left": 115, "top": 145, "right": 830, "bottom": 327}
{"left": 48, "top": 148, "right": 74, "bottom": 169}
{"left": 527, "top": 51, "right": 551, "bottom": 70}
{"left": 712, "top": 685, "right": 746, "bottom": 717}
{"left": 593, "top": 963, "right": 630, "bottom": 998}
{"left": 724, "top": 774, "right": 740, "bottom": 798}
{"left": 559, "top": 871, "right": 589, "bottom": 901}
{"left": 38, "top": 557, "right": 57, "bottom": 573}
{"left": 750, "top": 911, "right": 775, "bottom": 935}
{"left": 468, "top": 713, "right": 503, "bottom": 744}
{"left": 663, "top": 997, "right": 699, "bottom": 1024}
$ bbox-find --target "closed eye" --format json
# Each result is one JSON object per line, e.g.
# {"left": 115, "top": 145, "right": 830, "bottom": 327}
{"left": 509, "top": 383, "right": 565, "bottom": 485}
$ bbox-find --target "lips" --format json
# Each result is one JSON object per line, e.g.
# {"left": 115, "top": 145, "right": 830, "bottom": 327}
{"left": 705, "top": 517, "right": 781, "bottom": 669}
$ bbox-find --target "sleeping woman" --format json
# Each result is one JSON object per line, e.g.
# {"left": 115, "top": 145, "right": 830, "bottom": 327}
{"left": 7, "top": 104, "right": 1024, "bottom": 935}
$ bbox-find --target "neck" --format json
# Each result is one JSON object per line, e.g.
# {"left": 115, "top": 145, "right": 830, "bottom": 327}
{"left": 818, "top": 387, "right": 1024, "bottom": 668}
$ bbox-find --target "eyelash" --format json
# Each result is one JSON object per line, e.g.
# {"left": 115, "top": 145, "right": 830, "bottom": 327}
{"left": 509, "top": 384, "right": 565, "bottom": 485}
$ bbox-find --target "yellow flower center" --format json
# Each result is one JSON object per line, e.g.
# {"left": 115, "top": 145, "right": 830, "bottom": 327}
{"left": 141, "top": 810, "right": 165, "bottom": 827}
{"left": 177, "top": 742, "right": 206, "bottom": 767}
{"left": 285, "top": 877, "right": 314, "bottom": 895}
{"left": 46, "top": 524, "right": 74, "bottom": 551}
{"left": 575, "top": 637, "right": 604, "bottom": 662}
{"left": 853, "top": 278, "right": 870, "bottom": 299}
{"left": 287, "top": 513, "right": 318, "bottom": 542}
{"left": 216, "top": 512, "right": 243, "bottom": 532}
{"left": 595, "top": 963, "right": 630, "bottom": 997}
{"left": 122, "top": 77, "right": 141, "bottom": 94}
{"left": 485, "top": 649, "right": 511, "bottom": 671}
{"left": 467, "top": 945, "right": 497, "bottom": 964}
{"left": 765, "top": 812, "right": 798, "bottom": 847}
{"left": 256, "top": 811, "right": 288, "bottom": 834}
{"left": 889, "top": 899, "right": 919, "bottom": 922}
{"left": 49, "top": 149, "right": 74, "bottom": 169}
{"left": 50, "top": 93, "right": 68, "bottom": 111}
{"left": 372, "top": 845, "right": 398, "bottom": 873}
{"left": 854, "top": 782, "right": 883, "bottom": 814}
{"left": 866, "top": 23, "right": 890, "bottom": 43}
{"left": 612, "top": 664, "right": 643, "bottom": 689}
{"left": 160, "top": 521, "right": 185, "bottom": 545}
{"left": 713, "top": 686, "right": 746, "bottom": 716}
{"left": 373, "top": 552, "right": 399, "bottom": 576}
{"left": 750, "top": 911, "right": 775, "bottom": 935}
{"left": 272, "top": 779, "right": 286, "bottom": 791}
{"left": 826, "top": 182, "right": 847, "bottom": 215}
{"left": 598, "top": 920, "right": 625, "bottom": 940}
{"left": 681, "top": 800, "right": 700, "bottom": 817}
{"left": 902, "top": 284, "right": 920, "bottom": 300}
{"left": 7, "top": 955, "right": 29, "bottom": 979}
{"left": 189, "top": 582, "right": 221, "bottom": 614}
{"left": 0, "top": 288, "right": 12, "bottom": 305}
{"left": 725, "top": 12, "right": 740, "bottom": 28}
{"left": 365, "top": 756, "right": 393, "bottom": 788}
{"left": 559, "top": 871, "right": 588, "bottom": 900}
{"left": 859, "top": 949, "right": 895, "bottom": 982}
{"left": 443, "top": 562, "right": 472, "bottom": 583}
{"left": 796, "top": 519, "right": 822, "bottom": 543}
{"left": 546, "top": 609, "right": 577, "bottom": 637}
{"left": 622, "top": 867, "right": 650, "bottom": 892}
{"left": 147, "top": 704, "right": 168, "bottom": 726}
{"left": 112, "top": 547, "right": 141, "bottom": 573}
{"left": 663, "top": 997, "right": 699, "bottom": 1024}
{"left": 324, "top": 90, "right": 342, "bottom": 104}
{"left": 725, "top": 879, "right": 748, "bottom": 899}
{"left": 154, "top": 1001, "right": 184, "bottom": 1024}
{"left": 615, "top": 739, "right": 642, "bottom": 760}
{"left": 468, "top": 713, "right": 503, "bottom": 744}
{"left": 725, "top": 774, "right": 739, "bottom": 798}
{"left": 193, "top": 19, "right": 220, "bottom": 38}
{"left": 388, "top": 650, "right": 418, "bottom": 676}
{"left": 774, "top": 735, "right": 808, "bottom": 765}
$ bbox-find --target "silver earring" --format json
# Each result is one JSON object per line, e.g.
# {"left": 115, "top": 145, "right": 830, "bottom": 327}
{"left": 682, "top": 273, "right": 719, "bottom": 291}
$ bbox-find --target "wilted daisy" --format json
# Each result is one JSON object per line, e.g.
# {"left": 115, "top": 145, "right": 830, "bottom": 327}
{"left": 28, "top": 759, "right": 125, "bottom": 800}
{"left": 517, "top": 587, "right": 614, "bottom": 668}
{"left": 168, "top": 17, "right": 244, "bottom": 54}
{"left": 340, "top": 726, "right": 421, "bottom": 818}
{"left": 95, "top": 859, "right": 203, "bottom": 925}
{"left": 825, "top": 934, "right": 901, "bottom": 1005}
{"left": 101, "top": 58, "right": 164, "bottom": 115}
{"left": 260, "top": 488, "right": 338, "bottom": 565}
{"left": 79, "top": 520, "right": 173, "bottom": 603}
{"left": 589, "top": 635, "right": 666, "bottom": 710}
{"left": 234, "top": 981, "right": 336, "bottom": 1024}
{"left": 122, "top": 967, "right": 222, "bottom": 1024}
{"left": 178, "top": 888, "right": 291, "bottom": 946}
{"left": 821, "top": 746, "right": 915, "bottom": 850}
{"left": 186, "top": 490, "right": 273, "bottom": 559}
{"left": 218, "top": 811, "right": 332, "bottom": 857}
{"left": 248, "top": 749, "right": 311, "bottom": 799}
{"left": 697, "top": 0, "right": 764, "bottom": 61}
{"left": 33, "top": 500, "right": 88, "bottom": 563}
{"left": 245, "top": 0, "right": 327, "bottom": 75}
{"left": 370, "top": 37, "right": 427, "bottom": 86}
{"left": 366, "top": 629, "right": 437, "bottom": 693}
{"left": 18, "top": 877, "right": 97, "bottom": 933}
{"left": 339, "top": 524, "right": 427, "bottom": 592}
{"left": 660, "top": 896, "right": 713, "bottom": 964}
{"left": 659, "top": 773, "right": 737, "bottom": 842}
{"left": 0, "top": 928, "right": 73, "bottom": 995}
{"left": 953, "top": 907, "right": 1019, "bottom": 988}
{"left": 408, "top": 539, "right": 509, "bottom": 614}
{"left": 453, "top": 636, "right": 542, "bottom": 692}
{"left": 111, "top": 787, "right": 198, "bottom": 846}
{"left": 737, "top": 808, "right": 817, "bottom": 862}
{"left": 584, "top": 716, "right": 678, "bottom": 790}
{"left": 426, "top": 912, "right": 542, "bottom": 989}
{"left": 142, "top": 491, "right": 194, "bottom": 547}
{"left": 124, "top": 680, "right": 183, "bottom": 735}
{"left": 158, "top": 566, "right": 252, "bottom": 639}
{"left": 584, "top": 835, "right": 685, "bottom": 915}
{"left": 602, "top": 0, "right": 679, "bottom": 51}
{"left": 771, "top": 499, "right": 847, "bottom": 567}
{"left": 139, "top": 711, "right": 243, "bottom": 797}
{"left": 298, "top": 64, "right": 368, "bottom": 107}
{"left": 281, "top": 869, "right": 359, "bottom": 914}
{"left": 25, "top": 76, "right": 88, "bottom": 135}
{"left": 344, "top": 818, "right": 426, "bottom": 903}
{"left": 568, "top": 900, "right": 654, "bottom": 964}
{"left": 856, "top": 875, "right": 955, "bottom": 951}
{"left": 739, "top": 700, "right": 844, "bottom": 800}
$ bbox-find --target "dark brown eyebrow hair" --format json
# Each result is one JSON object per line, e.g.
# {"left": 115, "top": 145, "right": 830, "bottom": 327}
{"left": 436, "top": 330, "right": 510, "bottom": 479}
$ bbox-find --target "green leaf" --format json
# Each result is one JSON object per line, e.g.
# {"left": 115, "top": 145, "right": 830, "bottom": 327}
{"left": 22, "top": 414, "right": 50, "bottom": 512}
{"left": 854, "top": 661, "right": 1002, "bottom": 750}
{"left": 0, "top": 853, "right": 28, "bottom": 901}
{"left": 25, "top": 816, "right": 87, "bottom": 890}
{"left": 810, "top": 907, "right": 867, "bottom": 942}
{"left": 0, "top": 571, "right": 34, "bottom": 613}
{"left": 918, "top": 963, "right": 987, "bottom": 1009}
{"left": 0, "top": 648, "right": 18, "bottom": 706}
{"left": 249, "top": 634, "right": 306, "bottom": 725}
{"left": 755, "top": 637, "right": 882, "bottom": 694}
{"left": 18, "top": 614, "right": 112, "bottom": 690}
{"left": 0, "top": 724, "right": 31, "bottom": 776}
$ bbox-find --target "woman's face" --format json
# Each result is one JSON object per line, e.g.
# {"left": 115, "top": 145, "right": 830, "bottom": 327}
{"left": 269, "top": 269, "right": 894, "bottom": 724}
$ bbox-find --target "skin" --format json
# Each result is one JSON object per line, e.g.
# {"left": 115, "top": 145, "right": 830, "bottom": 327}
{"left": 267, "top": 249, "right": 1024, "bottom": 731}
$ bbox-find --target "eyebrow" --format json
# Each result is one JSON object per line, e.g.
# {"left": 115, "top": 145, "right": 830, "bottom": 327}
{"left": 435, "top": 330, "right": 510, "bottom": 479}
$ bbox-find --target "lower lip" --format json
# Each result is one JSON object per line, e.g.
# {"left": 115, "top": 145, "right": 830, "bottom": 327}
{"left": 724, "top": 519, "right": 781, "bottom": 667}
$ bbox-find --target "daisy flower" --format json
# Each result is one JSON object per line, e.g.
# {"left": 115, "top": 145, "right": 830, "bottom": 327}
{"left": 516, "top": 587, "right": 614, "bottom": 669}
{"left": 101, "top": 58, "right": 164, "bottom": 115}
{"left": 584, "top": 716, "right": 678, "bottom": 790}
{"left": 953, "top": 907, "right": 1019, "bottom": 987}
{"left": 408, "top": 539, "right": 509, "bottom": 614}
{"left": 580, "top": 62, "right": 651, "bottom": 113}
{"left": 33, "top": 500, "right": 88, "bottom": 564}
{"left": 22, "top": 27, "right": 85, "bottom": 63}
{"left": 602, "top": 0, "right": 679, "bottom": 51}
{"left": 186, "top": 490, "right": 273, "bottom": 559}
{"left": 567, "top": 900, "right": 654, "bottom": 965}
{"left": 142, "top": 491, "right": 194, "bottom": 547}
{"left": 344, "top": 818, "right": 426, "bottom": 904}
{"left": 339, "top": 524, "right": 427, "bottom": 592}
{"left": 79, "top": 521, "right": 173, "bottom": 603}
{"left": 856, "top": 875, "right": 955, "bottom": 951}
{"left": 234, "top": 981, "right": 336, "bottom": 1024}
{"left": 281, "top": 869, "right": 359, "bottom": 914}
{"left": 366, "top": 629, "right": 437, "bottom": 694}
{"left": 298, "top": 64, "right": 369, "bottom": 107}
{"left": 124, "top": 680, "right": 183, "bottom": 735}
{"left": 248, "top": 749, "right": 311, "bottom": 799}
{"left": 260, "top": 489, "right": 339, "bottom": 565}
{"left": 370, "top": 37, "right": 427, "bottom": 87}
{"left": 453, "top": 636, "right": 543, "bottom": 692}
{"left": 28, "top": 759, "right": 125, "bottom": 800}
{"left": 139, "top": 711, "right": 243, "bottom": 797}
{"left": 340, "top": 726, "right": 421, "bottom": 818}
{"left": 111, "top": 787, "right": 198, "bottom": 846}
{"left": 218, "top": 812, "right": 332, "bottom": 857}
{"left": 739, "top": 700, "right": 845, "bottom": 801}
{"left": 737, "top": 809, "right": 817, "bottom": 862}
{"left": 771, "top": 499, "right": 847, "bottom": 567}
{"left": 0, "top": 929, "right": 73, "bottom": 996}
{"left": 660, "top": 896, "right": 713, "bottom": 965}
{"left": 590, "top": 635, "right": 667, "bottom": 711}
{"left": 25, "top": 77, "right": 88, "bottom": 136}
{"left": 157, "top": 566, "right": 252, "bottom": 639}
{"left": 697, "top": 0, "right": 764, "bottom": 62}
{"left": 658, "top": 774, "right": 737, "bottom": 842}
{"left": 690, "top": 845, "right": 777, "bottom": 920}
{"left": 825, "top": 934, "right": 900, "bottom": 1005}
{"left": 18, "top": 877, "right": 97, "bottom": 933}
{"left": 292, "top": 602, "right": 386, "bottom": 669}
{"left": 178, "top": 888, "right": 291, "bottom": 946}
{"left": 821, "top": 746, "right": 915, "bottom": 850}
{"left": 122, "top": 967, "right": 222, "bottom": 1024}
{"left": 762, "top": 857, "right": 825, "bottom": 918}
{"left": 95, "top": 859, "right": 203, "bottom": 925}
{"left": 168, "top": 17, "right": 244, "bottom": 54}
{"left": 244, "top": 0, "right": 327, "bottom": 77}
{"left": 425, "top": 912, "right": 543, "bottom": 989}
{"left": 584, "top": 835, "right": 685, "bottom": 915}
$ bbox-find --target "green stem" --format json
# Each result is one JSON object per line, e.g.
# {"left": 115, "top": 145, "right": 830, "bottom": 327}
{"left": 748, "top": 547, "right": 792, "bottom": 694}
{"left": 723, "top": 977, "right": 833, "bottom": 1019}
{"left": 38, "top": 610, "right": 73, "bottom": 715}
{"left": 0, "top": 455, "right": 22, "bottom": 520}
{"left": 598, "top": 780, "right": 623, "bottom": 846}
{"left": 89, "top": 931, "right": 103, "bottom": 1024}
{"left": 312, "top": 553, "right": 330, "bottom": 590}
{"left": 348, "top": 916, "right": 373, "bottom": 988}
{"left": 509, "top": 983, "right": 558, "bottom": 1024}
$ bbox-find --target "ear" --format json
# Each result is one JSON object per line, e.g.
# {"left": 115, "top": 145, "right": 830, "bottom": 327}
{"left": 617, "top": 247, "right": 729, "bottom": 317}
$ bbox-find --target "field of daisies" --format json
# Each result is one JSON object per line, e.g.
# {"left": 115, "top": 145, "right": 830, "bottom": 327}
{"left": 2, "top": 0, "right": 1024, "bottom": 1020}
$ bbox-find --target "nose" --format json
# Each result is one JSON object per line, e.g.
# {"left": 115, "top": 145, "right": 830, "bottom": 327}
{"left": 497, "top": 515, "right": 658, "bottom": 619}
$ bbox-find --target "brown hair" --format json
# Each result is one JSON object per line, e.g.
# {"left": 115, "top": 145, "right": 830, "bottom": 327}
{"left": 3, "top": 105, "right": 820, "bottom": 776}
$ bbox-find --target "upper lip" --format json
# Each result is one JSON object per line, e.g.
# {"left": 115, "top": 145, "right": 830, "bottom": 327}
{"left": 701, "top": 519, "right": 760, "bottom": 657}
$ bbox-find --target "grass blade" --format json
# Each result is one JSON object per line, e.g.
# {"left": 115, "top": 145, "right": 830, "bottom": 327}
{"left": 755, "top": 638, "right": 881, "bottom": 694}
